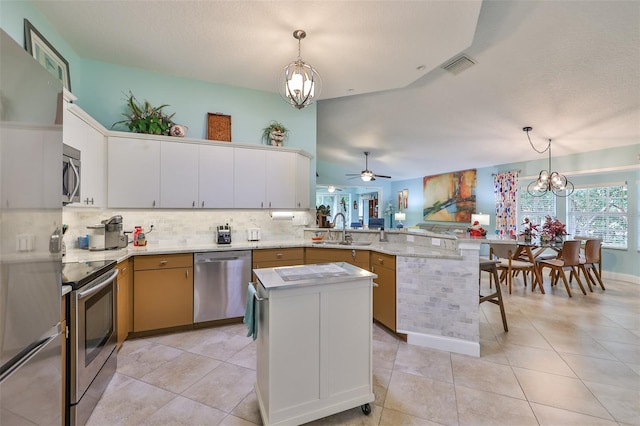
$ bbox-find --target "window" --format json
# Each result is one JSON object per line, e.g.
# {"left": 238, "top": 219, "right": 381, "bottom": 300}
{"left": 518, "top": 189, "right": 556, "bottom": 228}
{"left": 568, "top": 184, "right": 628, "bottom": 248}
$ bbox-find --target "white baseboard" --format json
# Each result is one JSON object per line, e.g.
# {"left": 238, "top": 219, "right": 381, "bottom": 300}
{"left": 399, "top": 330, "right": 480, "bottom": 357}
{"left": 602, "top": 271, "right": 639, "bottom": 285}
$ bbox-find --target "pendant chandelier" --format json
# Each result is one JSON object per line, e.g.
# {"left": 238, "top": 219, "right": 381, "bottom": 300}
{"left": 524, "top": 126, "right": 574, "bottom": 197}
{"left": 278, "top": 30, "right": 322, "bottom": 110}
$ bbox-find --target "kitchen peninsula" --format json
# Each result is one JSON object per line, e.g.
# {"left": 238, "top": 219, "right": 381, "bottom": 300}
{"left": 65, "top": 228, "right": 484, "bottom": 357}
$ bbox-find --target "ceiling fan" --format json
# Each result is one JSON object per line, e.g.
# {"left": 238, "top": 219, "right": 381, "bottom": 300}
{"left": 346, "top": 151, "right": 392, "bottom": 181}
{"left": 318, "top": 185, "right": 343, "bottom": 192}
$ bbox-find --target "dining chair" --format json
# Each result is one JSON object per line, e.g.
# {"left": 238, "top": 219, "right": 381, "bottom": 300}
{"left": 479, "top": 258, "right": 508, "bottom": 332}
{"left": 489, "top": 242, "right": 537, "bottom": 294}
{"left": 537, "top": 240, "right": 587, "bottom": 297}
{"left": 578, "top": 239, "right": 605, "bottom": 291}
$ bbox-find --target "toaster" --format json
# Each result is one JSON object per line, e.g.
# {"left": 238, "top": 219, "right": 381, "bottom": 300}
{"left": 217, "top": 224, "right": 231, "bottom": 244}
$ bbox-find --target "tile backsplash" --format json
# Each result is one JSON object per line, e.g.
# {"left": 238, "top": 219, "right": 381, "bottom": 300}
{"left": 62, "top": 208, "right": 315, "bottom": 248}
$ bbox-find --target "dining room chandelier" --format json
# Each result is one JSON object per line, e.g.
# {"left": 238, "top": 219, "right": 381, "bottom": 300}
{"left": 278, "top": 30, "right": 322, "bottom": 110}
{"left": 524, "top": 126, "right": 574, "bottom": 197}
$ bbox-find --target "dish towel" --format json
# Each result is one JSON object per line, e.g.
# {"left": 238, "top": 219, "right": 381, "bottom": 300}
{"left": 243, "top": 283, "right": 258, "bottom": 340}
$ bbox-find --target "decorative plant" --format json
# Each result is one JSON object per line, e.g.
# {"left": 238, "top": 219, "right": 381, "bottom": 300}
{"left": 261, "top": 121, "right": 289, "bottom": 146}
{"left": 542, "top": 215, "right": 567, "bottom": 239}
{"left": 112, "top": 91, "right": 176, "bottom": 135}
{"left": 316, "top": 204, "right": 331, "bottom": 228}
{"left": 316, "top": 204, "right": 331, "bottom": 217}
{"left": 519, "top": 217, "right": 539, "bottom": 239}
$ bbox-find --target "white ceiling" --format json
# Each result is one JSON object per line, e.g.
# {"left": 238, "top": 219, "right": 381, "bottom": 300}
{"left": 34, "top": 0, "right": 639, "bottom": 181}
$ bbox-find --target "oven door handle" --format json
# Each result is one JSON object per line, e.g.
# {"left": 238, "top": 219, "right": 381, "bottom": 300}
{"left": 77, "top": 269, "right": 119, "bottom": 300}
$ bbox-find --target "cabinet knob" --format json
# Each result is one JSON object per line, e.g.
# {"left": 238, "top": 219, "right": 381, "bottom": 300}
{"left": 276, "top": 253, "right": 283, "bottom": 258}
{"left": 159, "top": 260, "right": 168, "bottom": 265}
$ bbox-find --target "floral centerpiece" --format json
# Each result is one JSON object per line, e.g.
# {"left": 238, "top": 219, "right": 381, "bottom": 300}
{"left": 112, "top": 91, "right": 176, "bottom": 136}
{"left": 519, "top": 217, "right": 539, "bottom": 242}
{"left": 542, "top": 215, "right": 567, "bottom": 243}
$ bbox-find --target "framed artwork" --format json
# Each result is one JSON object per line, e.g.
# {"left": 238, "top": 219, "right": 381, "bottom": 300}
{"left": 423, "top": 169, "right": 476, "bottom": 222}
{"left": 397, "top": 189, "right": 408, "bottom": 211}
{"left": 24, "top": 19, "right": 71, "bottom": 91}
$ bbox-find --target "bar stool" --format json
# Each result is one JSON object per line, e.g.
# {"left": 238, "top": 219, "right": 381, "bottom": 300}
{"left": 479, "top": 258, "right": 508, "bottom": 332}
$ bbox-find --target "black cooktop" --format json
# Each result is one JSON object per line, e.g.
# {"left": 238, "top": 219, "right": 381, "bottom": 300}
{"left": 62, "top": 259, "right": 117, "bottom": 290}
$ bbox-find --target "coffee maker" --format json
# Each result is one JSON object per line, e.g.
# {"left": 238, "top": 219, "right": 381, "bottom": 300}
{"left": 102, "top": 215, "right": 128, "bottom": 249}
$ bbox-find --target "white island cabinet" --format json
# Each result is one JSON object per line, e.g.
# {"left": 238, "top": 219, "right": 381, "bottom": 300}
{"left": 252, "top": 262, "right": 376, "bottom": 426}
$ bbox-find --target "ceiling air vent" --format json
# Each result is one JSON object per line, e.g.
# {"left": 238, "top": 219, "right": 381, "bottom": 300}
{"left": 441, "top": 55, "right": 476, "bottom": 75}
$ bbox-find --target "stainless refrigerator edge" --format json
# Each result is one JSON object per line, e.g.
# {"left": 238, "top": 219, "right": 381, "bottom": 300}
{"left": 0, "top": 29, "right": 65, "bottom": 425}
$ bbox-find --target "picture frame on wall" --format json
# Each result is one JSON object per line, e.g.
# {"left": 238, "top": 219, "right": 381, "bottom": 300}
{"left": 24, "top": 19, "right": 71, "bottom": 91}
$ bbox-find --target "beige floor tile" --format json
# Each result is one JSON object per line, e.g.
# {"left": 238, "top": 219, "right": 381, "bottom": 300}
{"left": 580, "top": 324, "right": 640, "bottom": 346}
{"left": 501, "top": 342, "right": 576, "bottom": 377}
{"left": 455, "top": 385, "right": 538, "bottom": 426}
{"left": 530, "top": 402, "right": 619, "bottom": 425}
{"left": 372, "top": 366, "right": 392, "bottom": 407}
{"left": 596, "top": 339, "right": 640, "bottom": 364}
{"left": 230, "top": 390, "right": 263, "bottom": 425}
{"left": 372, "top": 323, "right": 402, "bottom": 345}
{"left": 478, "top": 338, "right": 510, "bottom": 365}
{"left": 219, "top": 414, "right": 260, "bottom": 426}
{"left": 385, "top": 370, "right": 458, "bottom": 425}
{"left": 559, "top": 351, "right": 640, "bottom": 390}
{"left": 378, "top": 408, "right": 442, "bottom": 425}
{"left": 604, "top": 312, "right": 640, "bottom": 330}
{"left": 495, "top": 325, "right": 552, "bottom": 350}
{"left": 227, "top": 341, "right": 257, "bottom": 370}
{"left": 150, "top": 327, "right": 215, "bottom": 351}
{"left": 86, "top": 379, "right": 176, "bottom": 425}
{"left": 393, "top": 343, "right": 453, "bottom": 383}
{"left": 189, "top": 332, "right": 253, "bottom": 362}
{"left": 140, "top": 351, "right": 221, "bottom": 394}
{"left": 138, "top": 395, "right": 227, "bottom": 426}
{"left": 451, "top": 354, "right": 525, "bottom": 399}
{"left": 372, "top": 339, "right": 399, "bottom": 370}
{"left": 583, "top": 380, "right": 640, "bottom": 425}
{"left": 512, "top": 367, "right": 613, "bottom": 420}
{"left": 626, "top": 362, "right": 640, "bottom": 375}
{"left": 182, "top": 363, "right": 255, "bottom": 412}
{"left": 539, "top": 330, "right": 618, "bottom": 360}
{"left": 117, "top": 341, "right": 183, "bottom": 379}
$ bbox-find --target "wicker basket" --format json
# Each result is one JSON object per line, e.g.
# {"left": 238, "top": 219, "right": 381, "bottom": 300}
{"left": 207, "top": 113, "right": 231, "bottom": 142}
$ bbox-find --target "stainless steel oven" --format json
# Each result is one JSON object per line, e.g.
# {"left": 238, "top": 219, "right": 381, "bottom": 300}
{"left": 64, "top": 260, "right": 117, "bottom": 426}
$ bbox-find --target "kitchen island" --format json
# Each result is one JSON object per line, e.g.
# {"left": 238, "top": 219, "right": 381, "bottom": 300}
{"left": 252, "top": 262, "right": 376, "bottom": 426}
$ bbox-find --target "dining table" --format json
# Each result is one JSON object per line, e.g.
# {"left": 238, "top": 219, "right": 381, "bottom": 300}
{"left": 513, "top": 240, "right": 565, "bottom": 294}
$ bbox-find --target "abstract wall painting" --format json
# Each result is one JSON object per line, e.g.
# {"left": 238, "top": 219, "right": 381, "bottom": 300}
{"left": 423, "top": 169, "right": 476, "bottom": 222}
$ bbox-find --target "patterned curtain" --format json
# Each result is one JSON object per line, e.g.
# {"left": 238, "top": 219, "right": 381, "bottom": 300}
{"left": 494, "top": 171, "right": 519, "bottom": 237}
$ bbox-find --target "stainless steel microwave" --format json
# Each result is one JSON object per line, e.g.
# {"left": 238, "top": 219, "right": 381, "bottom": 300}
{"left": 63, "top": 143, "right": 81, "bottom": 205}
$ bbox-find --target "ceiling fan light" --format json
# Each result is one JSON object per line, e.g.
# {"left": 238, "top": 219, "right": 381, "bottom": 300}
{"left": 327, "top": 185, "right": 336, "bottom": 192}
{"left": 361, "top": 172, "right": 373, "bottom": 182}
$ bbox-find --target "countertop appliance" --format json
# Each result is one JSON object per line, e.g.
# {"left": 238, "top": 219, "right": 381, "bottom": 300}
{"left": 63, "top": 143, "right": 81, "bottom": 205}
{"left": 1, "top": 29, "right": 64, "bottom": 426}
{"left": 247, "top": 227, "right": 261, "bottom": 241}
{"left": 102, "top": 215, "right": 127, "bottom": 249}
{"left": 194, "top": 251, "right": 251, "bottom": 322}
{"left": 62, "top": 260, "right": 118, "bottom": 426}
{"left": 87, "top": 224, "right": 106, "bottom": 251}
{"left": 217, "top": 224, "right": 231, "bottom": 244}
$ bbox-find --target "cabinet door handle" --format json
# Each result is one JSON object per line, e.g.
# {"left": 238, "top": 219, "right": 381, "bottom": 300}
{"left": 192, "top": 201, "right": 196, "bottom": 207}
{"left": 352, "top": 249, "right": 356, "bottom": 259}
{"left": 202, "top": 201, "right": 205, "bottom": 208}
{"left": 276, "top": 253, "right": 283, "bottom": 258}
{"left": 152, "top": 200, "right": 156, "bottom": 207}
{"left": 185, "top": 269, "right": 189, "bottom": 278}
{"left": 159, "top": 260, "right": 168, "bottom": 265}
{"left": 261, "top": 201, "right": 264, "bottom": 208}
{"left": 378, "top": 258, "right": 384, "bottom": 265}
{"left": 121, "top": 267, "right": 127, "bottom": 273}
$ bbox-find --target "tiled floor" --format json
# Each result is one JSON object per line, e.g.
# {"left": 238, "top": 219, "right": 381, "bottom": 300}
{"left": 88, "top": 275, "right": 640, "bottom": 425}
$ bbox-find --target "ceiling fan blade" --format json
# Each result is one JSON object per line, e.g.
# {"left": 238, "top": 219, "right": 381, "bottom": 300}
{"left": 345, "top": 173, "right": 360, "bottom": 176}
{"left": 373, "top": 174, "right": 392, "bottom": 179}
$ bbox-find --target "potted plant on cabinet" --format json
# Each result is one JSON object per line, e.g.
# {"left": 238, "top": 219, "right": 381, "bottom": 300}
{"left": 261, "top": 121, "right": 289, "bottom": 146}
{"left": 112, "top": 91, "right": 179, "bottom": 136}
{"left": 316, "top": 204, "right": 331, "bottom": 228}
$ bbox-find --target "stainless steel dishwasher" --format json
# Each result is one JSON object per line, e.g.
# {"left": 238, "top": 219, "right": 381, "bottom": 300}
{"left": 194, "top": 251, "right": 251, "bottom": 322}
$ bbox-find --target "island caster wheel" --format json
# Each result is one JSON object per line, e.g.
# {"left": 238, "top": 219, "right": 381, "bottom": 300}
{"left": 361, "top": 403, "right": 371, "bottom": 415}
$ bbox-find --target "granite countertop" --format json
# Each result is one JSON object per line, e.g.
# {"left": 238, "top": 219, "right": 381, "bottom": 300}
{"left": 63, "top": 238, "right": 467, "bottom": 264}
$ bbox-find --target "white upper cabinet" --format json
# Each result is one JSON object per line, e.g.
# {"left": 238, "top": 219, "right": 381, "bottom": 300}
{"left": 234, "top": 148, "right": 266, "bottom": 208}
{"left": 108, "top": 136, "right": 161, "bottom": 208}
{"left": 199, "top": 144, "right": 234, "bottom": 208}
{"left": 160, "top": 141, "right": 199, "bottom": 208}
{"left": 295, "top": 155, "right": 311, "bottom": 209}
{"left": 265, "top": 150, "right": 296, "bottom": 209}
{"left": 63, "top": 105, "right": 107, "bottom": 207}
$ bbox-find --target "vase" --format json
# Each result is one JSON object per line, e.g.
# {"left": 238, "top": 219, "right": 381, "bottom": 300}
{"left": 170, "top": 124, "right": 188, "bottom": 137}
{"left": 555, "top": 235, "right": 564, "bottom": 244}
{"left": 524, "top": 235, "right": 532, "bottom": 244}
{"left": 269, "top": 130, "right": 285, "bottom": 146}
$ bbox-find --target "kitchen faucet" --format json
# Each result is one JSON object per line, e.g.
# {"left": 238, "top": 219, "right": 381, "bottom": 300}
{"left": 332, "top": 212, "right": 347, "bottom": 242}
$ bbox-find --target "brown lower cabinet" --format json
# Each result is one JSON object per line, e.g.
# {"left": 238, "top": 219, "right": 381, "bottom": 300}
{"left": 252, "top": 248, "right": 304, "bottom": 281}
{"left": 305, "top": 247, "right": 370, "bottom": 270}
{"left": 370, "top": 252, "right": 396, "bottom": 332}
{"left": 133, "top": 254, "right": 193, "bottom": 332}
{"left": 116, "top": 259, "right": 132, "bottom": 349}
